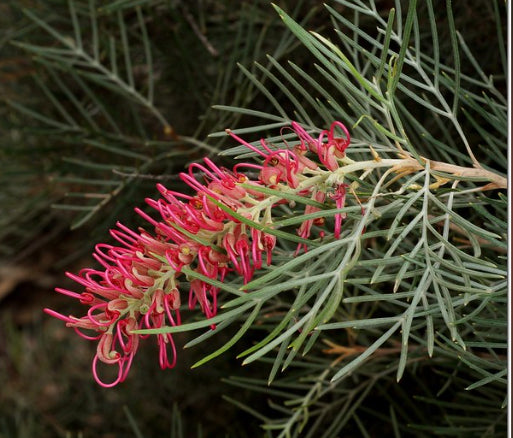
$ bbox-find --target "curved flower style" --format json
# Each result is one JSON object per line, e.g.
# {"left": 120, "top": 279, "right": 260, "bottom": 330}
{"left": 45, "top": 121, "right": 351, "bottom": 387}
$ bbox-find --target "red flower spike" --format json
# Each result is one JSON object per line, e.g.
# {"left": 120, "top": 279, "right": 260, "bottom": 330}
{"left": 47, "top": 120, "right": 352, "bottom": 386}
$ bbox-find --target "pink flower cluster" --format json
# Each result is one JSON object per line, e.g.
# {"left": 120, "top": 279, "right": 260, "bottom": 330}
{"left": 45, "top": 121, "right": 350, "bottom": 387}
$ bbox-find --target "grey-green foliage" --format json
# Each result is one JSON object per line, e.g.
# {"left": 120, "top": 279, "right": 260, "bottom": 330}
{"left": 138, "top": 1, "right": 507, "bottom": 436}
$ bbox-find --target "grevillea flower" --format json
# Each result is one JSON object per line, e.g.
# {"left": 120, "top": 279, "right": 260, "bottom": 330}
{"left": 45, "top": 121, "right": 351, "bottom": 386}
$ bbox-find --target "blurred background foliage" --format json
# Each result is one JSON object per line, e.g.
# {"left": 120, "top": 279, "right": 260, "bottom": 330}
{"left": 0, "top": 0, "right": 507, "bottom": 437}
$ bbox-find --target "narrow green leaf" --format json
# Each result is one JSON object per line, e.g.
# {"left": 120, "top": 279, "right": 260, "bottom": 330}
{"left": 388, "top": 0, "right": 417, "bottom": 97}
{"left": 84, "top": 139, "right": 150, "bottom": 161}
{"left": 184, "top": 315, "right": 239, "bottom": 349}
{"left": 117, "top": 9, "right": 134, "bottom": 89}
{"left": 446, "top": 0, "right": 461, "bottom": 115}
{"left": 317, "top": 316, "right": 402, "bottom": 331}
{"left": 311, "top": 32, "right": 385, "bottom": 104}
{"left": 136, "top": 6, "right": 153, "bottom": 104}
{"left": 181, "top": 267, "right": 243, "bottom": 297}
{"left": 191, "top": 301, "right": 262, "bottom": 368}
{"left": 68, "top": 0, "right": 82, "bottom": 51}
{"left": 134, "top": 301, "right": 255, "bottom": 335}
{"left": 89, "top": 0, "right": 99, "bottom": 60}
{"left": 375, "top": 8, "right": 396, "bottom": 84}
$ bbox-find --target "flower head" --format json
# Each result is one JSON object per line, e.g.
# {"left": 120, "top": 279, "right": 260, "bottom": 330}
{"left": 46, "top": 121, "right": 351, "bottom": 386}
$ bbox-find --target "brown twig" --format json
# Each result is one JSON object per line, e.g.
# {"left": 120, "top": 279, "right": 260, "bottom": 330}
{"left": 395, "top": 157, "right": 507, "bottom": 190}
{"left": 178, "top": 1, "right": 219, "bottom": 57}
